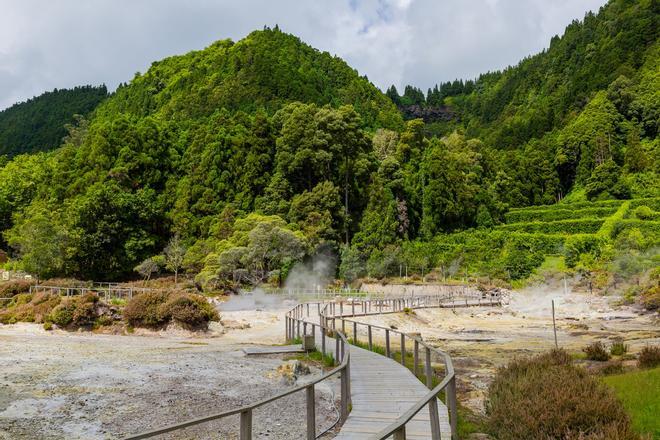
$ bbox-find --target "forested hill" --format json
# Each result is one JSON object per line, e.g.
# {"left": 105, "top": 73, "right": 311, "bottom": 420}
{"left": 0, "top": 2, "right": 658, "bottom": 288}
{"left": 99, "top": 27, "right": 402, "bottom": 129}
{"left": 391, "top": 0, "right": 658, "bottom": 187}
{"left": 0, "top": 85, "right": 108, "bottom": 156}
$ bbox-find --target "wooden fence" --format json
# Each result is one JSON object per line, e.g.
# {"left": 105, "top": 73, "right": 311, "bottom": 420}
{"left": 123, "top": 292, "right": 501, "bottom": 440}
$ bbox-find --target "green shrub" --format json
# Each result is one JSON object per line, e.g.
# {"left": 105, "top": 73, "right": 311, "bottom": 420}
{"left": 633, "top": 205, "right": 655, "bottom": 220}
{"left": 124, "top": 291, "right": 218, "bottom": 328}
{"left": 158, "top": 292, "right": 219, "bottom": 328}
{"left": 639, "top": 285, "right": 659, "bottom": 311}
{"left": 610, "top": 340, "right": 629, "bottom": 356}
{"left": 584, "top": 341, "right": 611, "bottom": 361}
{"left": 49, "top": 302, "right": 76, "bottom": 327}
{"left": 49, "top": 294, "right": 99, "bottom": 328}
{"left": 637, "top": 346, "right": 660, "bottom": 369}
{"left": 43, "top": 321, "right": 53, "bottom": 331}
{"left": 628, "top": 197, "right": 660, "bottom": 212}
{"left": 564, "top": 234, "right": 607, "bottom": 268}
{"left": 486, "top": 349, "right": 636, "bottom": 440}
{"left": 123, "top": 291, "right": 170, "bottom": 327}
{"left": 611, "top": 220, "right": 660, "bottom": 247}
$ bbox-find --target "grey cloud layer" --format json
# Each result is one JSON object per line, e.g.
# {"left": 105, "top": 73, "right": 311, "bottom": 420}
{"left": 0, "top": 0, "right": 606, "bottom": 110}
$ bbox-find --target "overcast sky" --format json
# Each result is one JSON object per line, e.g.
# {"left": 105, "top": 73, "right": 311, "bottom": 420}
{"left": 0, "top": 0, "right": 607, "bottom": 110}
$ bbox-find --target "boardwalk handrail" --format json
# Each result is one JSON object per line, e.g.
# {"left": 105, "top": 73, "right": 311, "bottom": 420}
{"left": 322, "top": 294, "right": 500, "bottom": 439}
{"left": 124, "top": 301, "right": 351, "bottom": 440}
{"left": 123, "top": 291, "right": 499, "bottom": 439}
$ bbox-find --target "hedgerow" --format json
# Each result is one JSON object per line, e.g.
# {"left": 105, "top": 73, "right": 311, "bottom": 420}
{"left": 508, "top": 199, "right": 624, "bottom": 212}
{"left": 504, "top": 207, "right": 617, "bottom": 223}
{"left": 497, "top": 218, "right": 604, "bottom": 234}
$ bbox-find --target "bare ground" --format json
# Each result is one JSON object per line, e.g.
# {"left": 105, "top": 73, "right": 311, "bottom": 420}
{"left": 354, "top": 284, "right": 660, "bottom": 413}
{"left": 0, "top": 306, "right": 339, "bottom": 440}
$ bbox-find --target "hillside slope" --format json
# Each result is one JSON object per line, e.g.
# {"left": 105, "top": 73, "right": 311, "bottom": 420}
{"left": 0, "top": 85, "right": 108, "bottom": 157}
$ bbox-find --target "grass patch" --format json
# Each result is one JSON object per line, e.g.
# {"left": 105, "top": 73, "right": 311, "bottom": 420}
{"left": 537, "top": 255, "right": 567, "bottom": 272}
{"left": 286, "top": 349, "right": 335, "bottom": 368}
{"left": 603, "top": 367, "right": 660, "bottom": 438}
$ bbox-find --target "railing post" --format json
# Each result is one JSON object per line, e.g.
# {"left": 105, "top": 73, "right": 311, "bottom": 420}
{"left": 425, "top": 347, "right": 442, "bottom": 439}
{"left": 429, "top": 398, "right": 442, "bottom": 440}
{"left": 393, "top": 425, "right": 406, "bottom": 440}
{"left": 448, "top": 376, "right": 458, "bottom": 439}
{"left": 368, "top": 326, "right": 373, "bottom": 351}
{"left": 240, "top": 409, "right": 252, "bottom": 440}
{"left": 400, "top": 334, "right": 406, "bottom": 365}
{"left": 335, "top": 335, "right": 340, "bottom": 365}
{"left": 303, "top": 322, "right": 307, "bottom": 336}
{"left": 285, "top": 316, "right": 288, "bottom": 340}
{"left": 321, "top": 327, "right": 326, "bottom": 356}
{"left": 353, "top": 322, "right": 357, "bottom": 343}
{"left": 340, "top": 302, "right": 343, "bottom": 316}
{"left": 425, "top": 347, "right": 432, "bottom": 388}
{"left": 414, "top": 339, "right": 419, "bottom": 377}
{"left": 386, "top": 330, "right": 391, "bottom": 358}
{"left": 341, "top": 362, "right": 350, "bottom": 422}
{"left": 342, "top": 318, "right": 346, "bottom": 334}
{"left": 306, "top": 385, "right": 316, "bottom": 440}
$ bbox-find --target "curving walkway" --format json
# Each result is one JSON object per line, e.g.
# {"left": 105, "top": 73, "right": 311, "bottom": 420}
{"left": 315, "top": 321, "right": 452, "bottom": 439}
{"left": 336, "top": 345, "right": 451, "bottom": 439}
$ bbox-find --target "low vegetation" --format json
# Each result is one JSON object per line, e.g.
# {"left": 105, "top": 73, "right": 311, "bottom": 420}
{"left": 583, "top": 341, "right": 612, "bottom": 361}
{"left": 0, "top": 279, "right": 34, "bottom": 298}
{"left": 486, "top": 349, "right": 637, "bottom": 440}
{"left": 123, "top": 290, "right": 219, "bottom": 329}
{"left": 0, "top": 287, "right": 218, "bottom": 331}
{"left": 604, "top": 368, "right": 660, "bottom": 438}
{"left": 637, "top": 346, "right": 660, "bottom": 369}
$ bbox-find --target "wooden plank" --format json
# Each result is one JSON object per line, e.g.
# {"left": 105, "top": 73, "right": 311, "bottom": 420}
{"left": 317, "top": 330, "right": 451, "bottom": 440}
{"left": 242, "top": 345, "right": 304, "bottom": 355}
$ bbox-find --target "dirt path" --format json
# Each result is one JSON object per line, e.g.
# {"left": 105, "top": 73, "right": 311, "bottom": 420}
{"left": 0, "top": 307, "right": 338, "bottom": 440}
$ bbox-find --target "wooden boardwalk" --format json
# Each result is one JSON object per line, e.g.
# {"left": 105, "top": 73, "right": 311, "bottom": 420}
{"left": 319, "top": 333, "right": 451, "bottom": 439}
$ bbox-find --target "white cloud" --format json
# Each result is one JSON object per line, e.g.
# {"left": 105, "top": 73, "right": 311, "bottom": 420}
{"left": 0, "top": 0, "right": 606, "bottom": 110}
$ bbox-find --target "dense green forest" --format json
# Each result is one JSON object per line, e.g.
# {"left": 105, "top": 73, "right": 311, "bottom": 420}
{"left": 0, "top": 1, "right": 658, "bottom": 302}
{"left": 0, "top": 85, "right": 108, "bottom": 156}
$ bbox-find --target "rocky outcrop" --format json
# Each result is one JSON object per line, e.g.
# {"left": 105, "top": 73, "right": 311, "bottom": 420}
{"left": 399, "top": 105, "right": 456, "bottom": 122}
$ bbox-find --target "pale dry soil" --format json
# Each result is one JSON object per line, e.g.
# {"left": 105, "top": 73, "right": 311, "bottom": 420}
{"left": 0, "top": 305, "right": 339, "bottom": 440}
{"left": 355, "top": 284, "right": 660, "bottom": 413}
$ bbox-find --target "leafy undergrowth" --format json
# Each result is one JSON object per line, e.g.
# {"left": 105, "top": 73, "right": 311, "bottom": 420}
{"left": 486, "top": 349, "right": 638, "bottom": 440}
{"left": 603, "top": 368, "right": 660, "bottom": 439}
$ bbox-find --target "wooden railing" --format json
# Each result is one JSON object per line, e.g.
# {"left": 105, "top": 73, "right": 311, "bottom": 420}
{"left": 321, "top": 294, "right": 500, "bottom": 440}
{"left": 123, "top": 292, "right": 500, "bottom": 440}
{"left": 124, "top": 301, "right": 351, "bottom": 440}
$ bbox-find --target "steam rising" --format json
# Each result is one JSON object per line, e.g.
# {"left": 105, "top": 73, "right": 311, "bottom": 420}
{"left": 220, "top": 253, "right": 337, "bottom": 312}
{"left": 284, "top": 253, "right": 336, "bottom": 291}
